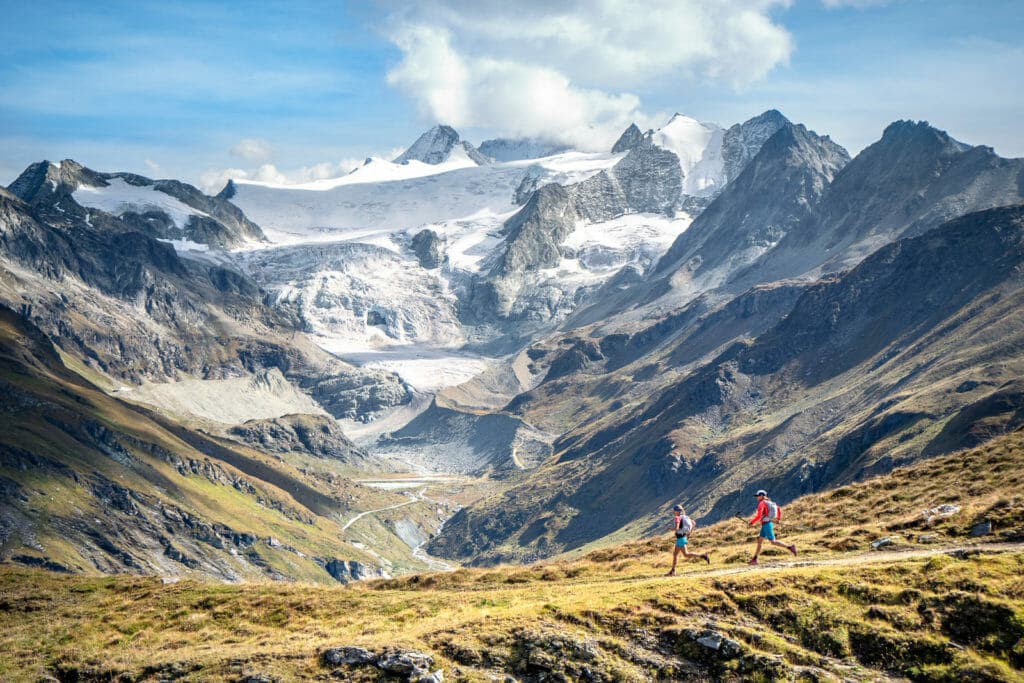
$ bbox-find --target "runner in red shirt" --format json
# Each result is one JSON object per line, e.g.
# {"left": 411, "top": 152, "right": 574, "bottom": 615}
{"left": 748, "top": 490, "right": 797, "bottom": 565}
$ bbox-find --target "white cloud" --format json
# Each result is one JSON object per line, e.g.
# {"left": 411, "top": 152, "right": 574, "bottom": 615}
{"left": 230, "top": 138, "right": 274, "bottom": 163}
{"left": 384, "top": 0, "right": 793, "bottom": 146}
{"left": 144, "top": 158, "right": 161, "bottom": 176}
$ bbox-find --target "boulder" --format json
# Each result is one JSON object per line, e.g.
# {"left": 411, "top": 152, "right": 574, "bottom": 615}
{"left": 322, "top": 646, "right": 376, "bottom": 666}
{"left": 970, "top": 521, "right": 993, "bottom": 537}
{"left": 871, "top": 536, "right": 896, "bottom": 550}
{"left": 377, "top": 650, "right": 435, "bottom": 676}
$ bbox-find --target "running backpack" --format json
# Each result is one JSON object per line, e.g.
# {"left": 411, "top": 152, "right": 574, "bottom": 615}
{"left": 677, "top": 515, "right": 695, "bottom": 537}
{"left": 765, "top": 501, "right": 782, "bottom": 522}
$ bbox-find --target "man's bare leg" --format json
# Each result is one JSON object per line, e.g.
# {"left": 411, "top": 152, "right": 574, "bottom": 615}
{"left": 750, "top": 537, "right": 764, "bottom": 564}
{"left": 770, "top": 539, "right": 797, "bottom": 555}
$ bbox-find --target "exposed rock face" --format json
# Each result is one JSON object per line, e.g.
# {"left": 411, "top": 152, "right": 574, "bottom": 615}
{"left": 321, "top": 558, "right": 379, "bottom": 582}
{"left": 394, "top": 125, "right": 490, "bottom": 166}
{"left": 0, "top": 182, "right": 409, "bottom": 420}
{"left": 433, "top": 204, "right": 1024, "bottom": 564}
{"left": 721, "top": 109, "right": 791, "bottom": 183}
{"left": 227, "top": 414, "right": 368, "bottom": 463}
{"left": 7, "top": 159, "right": 266, "bottom": 248}
{"left": 611, "top": 123, "right": 645, "bottom": 154}
{"left": 411, "top": 229, "right": 445, "bottom": 269}
{"left": 478, "top": 137, "right": 571, "bottom": 161}
{"left": 655, "top": 123, "right": 851, "bottom": 295}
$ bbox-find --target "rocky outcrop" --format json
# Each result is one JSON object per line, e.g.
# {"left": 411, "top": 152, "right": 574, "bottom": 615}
{"left": 7, "top": 159, "right": 266, "bottom": 248}
{"left": 319, "top": 558, "right": 381, "bottom": 583}
{"left": 411, "top": 228, "right": 445, "bottom": 269}
{"left": 321, "top": 646, "right": 439, "bottom": 681}
{"left": 228, "top": 414, "right": 368, "bottom": 463}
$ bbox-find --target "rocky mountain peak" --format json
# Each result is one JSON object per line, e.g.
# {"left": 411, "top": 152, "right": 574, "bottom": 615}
{"left": 217, "top": 178, "right": 238, "bottom": 200}
{"left": 653, "top": 120, "right": 850, "bottom": 285}
{"left": 393, "top": 124, "right": 490, "bottom": 166}
{"left": 759, "top": 123, "right": 850, "bottom": 172}
{"left": 721, "top": 110, "right": 792, "bottom": 184}
{"left": 878, "top": 119, "right": 971, "bottom": 153}
{"left": 611, "top": 123, "right": 645, "bottom": 154}
{"left": 7, "top": 158, "right": 106, "bottom": 204}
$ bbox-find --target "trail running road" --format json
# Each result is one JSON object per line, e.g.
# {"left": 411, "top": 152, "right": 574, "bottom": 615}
{"left": 341, "top": 488, "right": 426, "bottom": 532}
{"left": 425, "top": 542, "right": 1024, "bottom": 591}
{"left": 641, "top": 541, "right": 1024, "bottom": 584}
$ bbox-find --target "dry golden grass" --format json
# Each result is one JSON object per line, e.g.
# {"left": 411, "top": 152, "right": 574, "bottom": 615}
{"left": 3, "top": 429, "right": 1024, "bottom": 681}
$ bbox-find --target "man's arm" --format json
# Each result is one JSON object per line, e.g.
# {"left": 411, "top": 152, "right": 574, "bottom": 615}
{"left": 749, "top": 501, "right": 765, "bottom": 525}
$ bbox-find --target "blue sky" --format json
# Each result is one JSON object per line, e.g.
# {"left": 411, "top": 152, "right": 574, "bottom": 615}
{"left": 2, "top": 0, "right": 1022, "bottom": 191}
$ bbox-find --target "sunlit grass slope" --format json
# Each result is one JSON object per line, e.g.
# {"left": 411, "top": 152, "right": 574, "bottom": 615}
{"left": 4, "top": 428, "right": 1024, "bottom": 681}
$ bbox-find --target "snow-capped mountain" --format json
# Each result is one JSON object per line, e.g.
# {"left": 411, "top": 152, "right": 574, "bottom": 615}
{"left": 219, "top": 115, "right": 798, "bottom": 392}
{"left": 8, "top": 159, "right": 265, "bottom": 249}
{"left": 393, "top": 124, "right": 491, "bottom": 166}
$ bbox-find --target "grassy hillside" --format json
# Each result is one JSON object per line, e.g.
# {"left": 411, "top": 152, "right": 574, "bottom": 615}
{"left": 432, "top": 205, "right": 1024, "bottom": 565}
{"left": 0, "top": 306, "right": 447, "bottom": 582}
{"left": 4, "top": 428, "right": 1024, "bottom": 681}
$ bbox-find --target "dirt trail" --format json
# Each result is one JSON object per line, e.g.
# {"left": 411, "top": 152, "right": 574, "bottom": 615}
{"left": 646, "top": 541, "right": 1024, "bottom": 583}
{"left": 341, "top": 488, "right": 425, "bottom": 531}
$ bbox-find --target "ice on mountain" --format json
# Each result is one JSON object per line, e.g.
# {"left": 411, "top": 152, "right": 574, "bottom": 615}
{"left": 650, "top": 114, "right": 727, "bottom": 198}
{"left": 73, "top": 177, "right": 210, "bottom": 229}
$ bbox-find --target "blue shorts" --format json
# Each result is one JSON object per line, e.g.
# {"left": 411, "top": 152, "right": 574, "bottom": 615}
{"left": 759, "top": 522, "right": 775, "bottom": 541}
{"left": 675, "top": 536, "right": 689, "bottom": 548}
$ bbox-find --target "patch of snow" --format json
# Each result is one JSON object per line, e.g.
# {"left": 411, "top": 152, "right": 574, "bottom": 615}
{"left": 73, "top": 177, "right": 209, "bottom": 229}
{"left": 228, "top": 151, "right": 622, "bottom": 245}
{"left": 158, "top": 238, "right": 211, "bottom": 253}
{"left": 563, "top": 213, "right": 692, "bottom": 257}
{"left": 651, "top": 114, "right": 727, "bottom": 197}
{"left": 336, "top": 349, "right": 490, "bottom": 393}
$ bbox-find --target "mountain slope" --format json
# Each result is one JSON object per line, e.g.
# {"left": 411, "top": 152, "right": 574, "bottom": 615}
{"left": 728, "top": 120, "right": 1024, "bottom": 291}
{"left": 431, "top": 204, "right": 1024, "bottom": 564}
{"left": 654, "top": 123, "right": 851, "bottom": 296}
{"left": 8, "top": 159, "right": 265, "bottom": 249}
{"left": 0, "top": 304, "right": 406, "bottom": 582}
{"left": 0, "top": 180, "right": 409, "bottom": 422}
